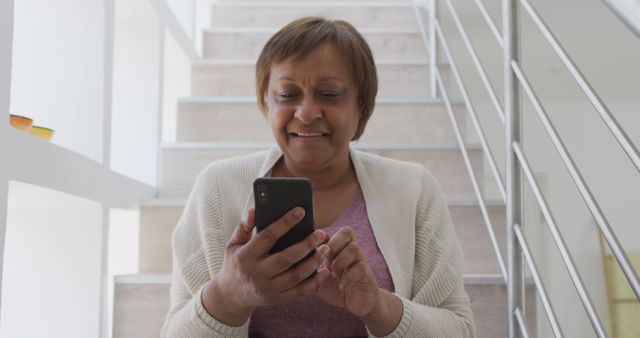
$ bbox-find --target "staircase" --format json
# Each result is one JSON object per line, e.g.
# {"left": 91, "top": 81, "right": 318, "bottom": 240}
{"left": 113, "top": 1, "right": 536, "bottom": 337}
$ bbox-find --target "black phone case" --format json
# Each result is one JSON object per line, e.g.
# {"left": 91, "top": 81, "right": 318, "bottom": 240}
{"left": 253, "top": 177, "right": 315, "bottom": 255}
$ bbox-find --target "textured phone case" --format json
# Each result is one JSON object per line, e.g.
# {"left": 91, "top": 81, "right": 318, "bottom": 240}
{"left": 254, "top": 177, "right": 315, "bottom": 255}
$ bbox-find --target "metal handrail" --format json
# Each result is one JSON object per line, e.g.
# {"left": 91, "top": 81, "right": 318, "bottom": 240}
{"left": 514, "top": 223, "right": 564, "bottom": 338}
{"left": 412, "top": 3, "right": 431, "bottom": 54}
{"left": 435, "top": 68, "right": 508, "bottom": 281}
{"left": 514, "top": 307, "right": 531, "bottom": 338}
{"left": 473, "top": 0, "right": 504, "bottom": 47}
{"left": 512, "top": 141, "right": 608, "bottom": 337}
{"left": 444, "top": 0, "right": 506, "bottom": 125}
{"left": 601, "top": 0, "right": 640, "bottom": 39}
{"left": 512, "top": 60, "right": 640, "bottom": 300}
{"left": 434, "top": 21, "right": 507, "bottom": 202}
{"left": 519, "top": 0, "right": 640, "bottom": 173}
{"left": 422, "top": 0, "right": 640, "bottom": 336}
{"left": 411, "top": 2, "right": 436, "bottom": 99}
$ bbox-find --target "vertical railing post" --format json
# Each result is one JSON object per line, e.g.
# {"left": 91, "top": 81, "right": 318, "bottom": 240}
{"left": 429, "top": 0, "right": 438, "bottom": 99}
{"left": 504, "top": 0, "right": 524, "bottom": 337}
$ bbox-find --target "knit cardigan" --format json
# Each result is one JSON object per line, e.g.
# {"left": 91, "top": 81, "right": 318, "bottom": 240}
{"left": 161, "top": 147, "right": 475, "bottom": 338}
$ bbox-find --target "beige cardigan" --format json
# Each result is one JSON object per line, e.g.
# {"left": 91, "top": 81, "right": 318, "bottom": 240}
{"left": 161, "top": 147, "right": 475, "bottom": 337}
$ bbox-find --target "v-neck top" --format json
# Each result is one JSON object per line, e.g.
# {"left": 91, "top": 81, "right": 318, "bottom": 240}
{"left": 248, "top": 188, "right": 395, "bottom": 338}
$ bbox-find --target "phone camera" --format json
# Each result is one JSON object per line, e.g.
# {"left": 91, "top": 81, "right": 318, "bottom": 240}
{"left": 257, "top": 185, "right": 268, "bottom": 204}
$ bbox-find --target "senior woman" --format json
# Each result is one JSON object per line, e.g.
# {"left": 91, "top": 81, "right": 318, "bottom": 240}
{"left": 161, "top": 17, "right": 474, "bottom": 338}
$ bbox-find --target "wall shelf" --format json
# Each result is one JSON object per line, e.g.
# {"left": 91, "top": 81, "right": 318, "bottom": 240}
{"left": 4, "top": 127, "right": 154, "bottom": 209}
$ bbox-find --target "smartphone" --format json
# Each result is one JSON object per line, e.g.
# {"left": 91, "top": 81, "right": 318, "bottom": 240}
{"left": 253, "top": 177, "right": 315, "bottom": 258}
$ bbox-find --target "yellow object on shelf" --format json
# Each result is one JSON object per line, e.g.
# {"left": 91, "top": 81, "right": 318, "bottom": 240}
{"left": 28, "top": 126, "right": 55, "bottom": 141}
{"left": 604, "top": 252, "right": 640, "bottom": 338}
{"left": 9, "top": 114, "right": 33, "bottom": 132}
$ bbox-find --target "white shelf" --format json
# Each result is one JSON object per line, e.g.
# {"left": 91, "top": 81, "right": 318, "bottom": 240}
{"left": 3, "top": 127, "right": 154, "bottom": 209}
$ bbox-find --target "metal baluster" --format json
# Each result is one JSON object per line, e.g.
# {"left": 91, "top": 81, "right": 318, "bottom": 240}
{"left": 504, "top": 0, "right": 524, "bottom": 337}
{"left": 429, "top": 0, "right": 438, "bottom": 99}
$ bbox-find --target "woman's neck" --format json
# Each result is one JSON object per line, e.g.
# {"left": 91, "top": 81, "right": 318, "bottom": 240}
{"left": 273, "top": 154, "right": 356, "bottom": 192}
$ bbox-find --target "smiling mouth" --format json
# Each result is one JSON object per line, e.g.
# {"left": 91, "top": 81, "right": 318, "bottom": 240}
{"left": 290, "top": 132, "right": 328, "bottom": 137}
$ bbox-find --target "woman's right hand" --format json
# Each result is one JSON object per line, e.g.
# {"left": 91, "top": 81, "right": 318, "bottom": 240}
{"left": 201, "top": 207, "right": 330, "bottom": 326}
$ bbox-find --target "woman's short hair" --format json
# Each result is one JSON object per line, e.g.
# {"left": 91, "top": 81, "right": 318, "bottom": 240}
{"left": 256, "top": 17, "right": 378, "bottom": 140}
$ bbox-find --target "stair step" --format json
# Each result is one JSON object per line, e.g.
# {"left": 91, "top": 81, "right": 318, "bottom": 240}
{"left": 112, "top": 274, "right": 535, "bottom": 338}
{"left": 158, "top": 144, "right": 482, "bottom": 200}
{"left": 210, "top": 3, "right": 417, "bottom": 29}
{"left": 113, "top": 274, "right": 170, "bottom": 338}
{"left": 138, "top": 199, "right": 503, "bottom": 275}
{"left": 190, "top": 61, "right": 446, "bottom": 98}
{"left": 176, "top": 98, "right": 464, "bottom": 144}
{"left": 203, "top": 28, "right": 427, "bottom": 60}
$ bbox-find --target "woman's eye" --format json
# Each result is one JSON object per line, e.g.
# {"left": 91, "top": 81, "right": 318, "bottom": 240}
{"left": 319, "top": 91, "right": 340, "bottom": 98}
{"left": 278, "top": 92, "right": 297, "bottom": 100}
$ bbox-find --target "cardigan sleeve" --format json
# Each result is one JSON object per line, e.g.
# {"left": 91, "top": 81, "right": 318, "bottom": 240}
{"left": 370, "top": 170, "right": 475, "bottom": 338}
{"left": 160, "top": 168, "right": 250, "bottom": 338}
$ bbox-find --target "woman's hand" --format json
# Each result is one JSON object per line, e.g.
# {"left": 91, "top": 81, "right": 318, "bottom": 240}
{"left": 316, "top": 226, "right": 403, "bottom": 336}
{"left": 202, "top": 207, "right": 330, "bottom": 326}
{"left": 316, "top": 227, "right": 380, "bottom": 317}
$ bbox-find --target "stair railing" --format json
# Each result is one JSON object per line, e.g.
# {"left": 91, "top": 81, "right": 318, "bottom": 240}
{"left": 413, "top": 0, "right": 640, "bottom": 337}
{"left": 150, "top": 0, "right": 209, "bottom": 61}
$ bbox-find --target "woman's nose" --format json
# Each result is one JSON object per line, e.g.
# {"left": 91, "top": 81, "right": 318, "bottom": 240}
{"left": 294, "top": 97, "right": 322, "bottom": 124}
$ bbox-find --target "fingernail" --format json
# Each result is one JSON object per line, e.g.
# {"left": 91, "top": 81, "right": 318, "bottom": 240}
{"left": 339, "top": 282, "right": 345, "bottom": 290}
{"left": 313, "top": 231, "right": 324, "bottom": 241}
{"left": 293, "top": 208, "right": 304, "bottom": 218}
{"left": 319, "top": 245, "right": 329, "bottom": 256}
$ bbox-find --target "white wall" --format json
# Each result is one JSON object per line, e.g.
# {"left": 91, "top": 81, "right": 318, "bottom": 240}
{"left": 10, "top": 0, "right": 105, "bottom": 163}
{"left": 0, "top": 182, "right": 103, "bottom": 338}
{"left": 0, "top": 0, "right": 15, "bottom": 317}
{"left": 110, "top": 0, "right": 162, "bottom": 186}
{"left": 440, "top": 0, "right": 639, "bottom": 336}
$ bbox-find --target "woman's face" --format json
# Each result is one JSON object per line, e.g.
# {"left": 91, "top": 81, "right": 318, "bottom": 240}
{"left": 266, "top": 43, "right": 361, "bottom": 171}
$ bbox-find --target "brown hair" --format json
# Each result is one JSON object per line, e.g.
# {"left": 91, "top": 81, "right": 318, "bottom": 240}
{"left": 256, "top": 17, "right": 378, "bottom": 140}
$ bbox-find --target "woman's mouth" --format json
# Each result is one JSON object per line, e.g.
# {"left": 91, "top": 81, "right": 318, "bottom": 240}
{"left": 288, "top": 131, "right": 329, "bottom": 143}
{"left": 291, "top": 132, "right": 326, "bottom": 137}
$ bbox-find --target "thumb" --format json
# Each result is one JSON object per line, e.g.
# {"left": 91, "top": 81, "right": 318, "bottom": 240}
{"left": 227, "top": 208, "right": 256, "bottom": 248}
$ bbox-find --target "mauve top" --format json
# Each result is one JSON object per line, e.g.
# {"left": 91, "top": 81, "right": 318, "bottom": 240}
{"left": 249, "top": 188, "right": 395, "bottom": 338}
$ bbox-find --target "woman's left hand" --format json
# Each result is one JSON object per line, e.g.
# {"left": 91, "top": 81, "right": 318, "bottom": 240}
{"left": 316, "top": 226, "right": 380, "bottom": 317}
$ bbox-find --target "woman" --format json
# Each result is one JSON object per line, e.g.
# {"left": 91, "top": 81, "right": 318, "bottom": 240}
{"left": 161, "top": 17, "right": 475, "bottom": 338}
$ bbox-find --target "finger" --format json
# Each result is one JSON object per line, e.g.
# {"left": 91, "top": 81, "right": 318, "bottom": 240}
{"left": 247, "top": 207, "right": 306, "bottom": 255}
{"left": 263, "top": 230, "right": 327, "bottom": 277}
{"left": 339, "top": 260, "right": 369, "bottom": 291}
{"left": 315, "top": 265, "right": 332, "bottom": 285}
{"left": 271, "top": 244, "right": 330, "bottom": 292}
{"left": 331, "top": 241, "right": 363, "bottom": 278}
{"left": 327, "top": 226, "right": 356, "bottom": 261}
{"left": 227, "top": 208, "right": 256, "bottom": 248}
{"left": 278, "top": 266, "right": 324, "bottom": 300}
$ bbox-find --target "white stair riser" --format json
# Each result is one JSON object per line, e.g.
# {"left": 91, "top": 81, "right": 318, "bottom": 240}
{"left": 450, "top": 205, "right": 505, "bottom": 275}
{"left": 203, "top": 31, "right": 427, "bottom": 60}
{"left": 191, "top": 63, "right": 438, "bottom": 98}
{"left": 177, "top": 102, "right": 464, "bottom": 144}
{"left": 211, "top": 5, "right": 416, "bottom": 29}
{"left": 139, "top": 206, "right": 183, "bottom": 273}
{"left": 159, "top": 147, "right": 481, "bottom": 200}
{"left": 113, "top": 283, "right": 170, "bottom": 338}
{"left": 112, "top": 281, "right": 535, "bottom": 338}
{"left": 138, "top": 203, "right": 501, "bottom": 274}
{"left": 467, "top": 284, "right": 537, "bottom": 338}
